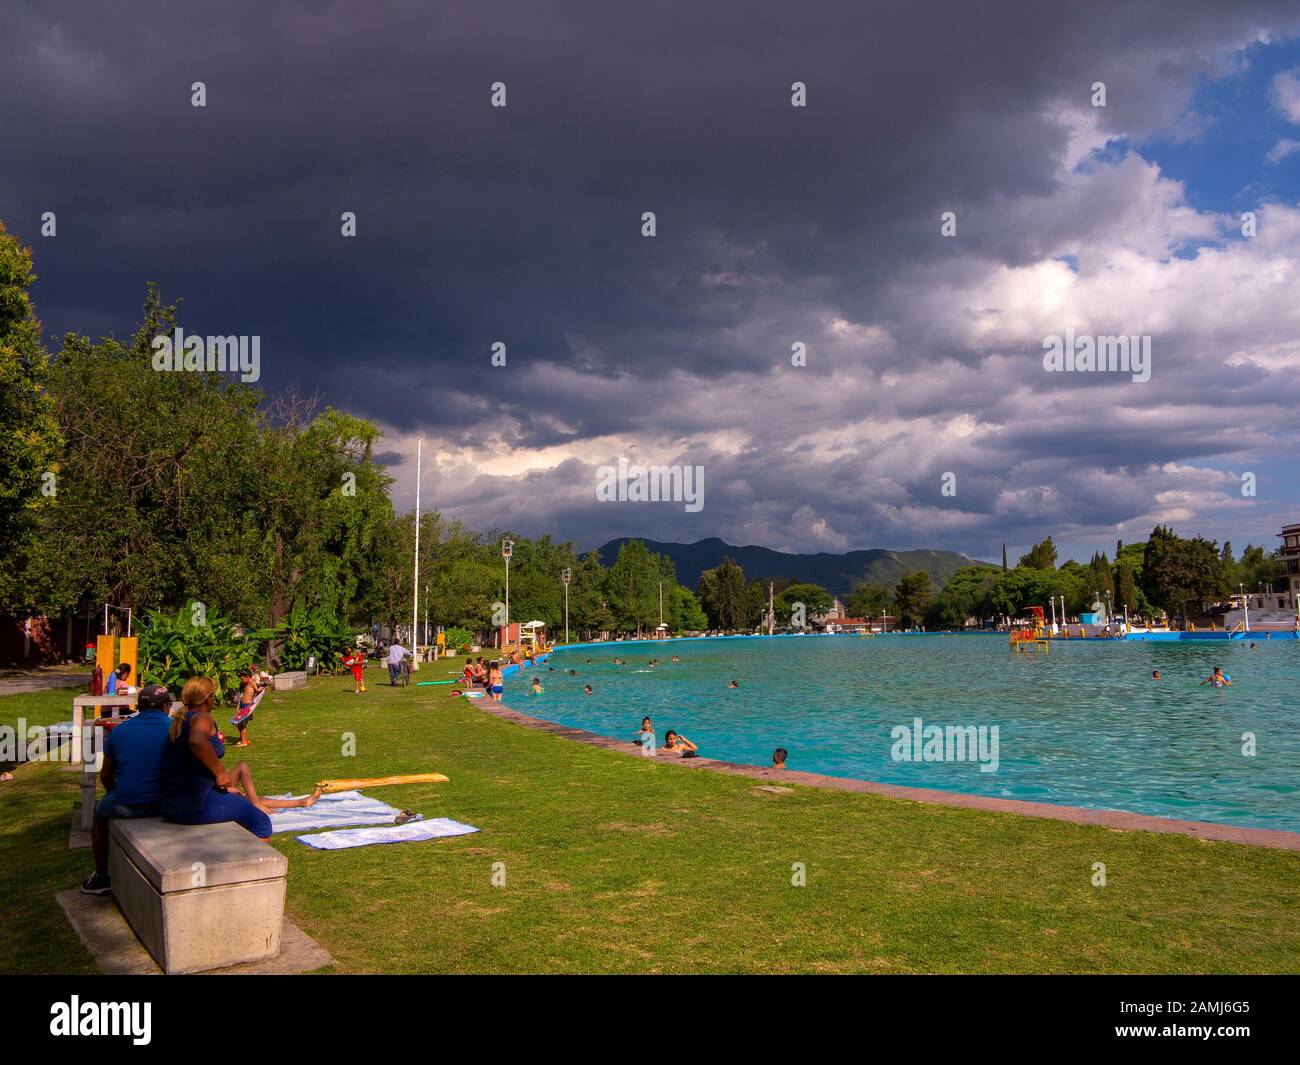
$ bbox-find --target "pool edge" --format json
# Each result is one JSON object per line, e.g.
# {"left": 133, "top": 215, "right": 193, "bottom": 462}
{"left": 472, "top": 695, "right": 1300, "bottom": 853}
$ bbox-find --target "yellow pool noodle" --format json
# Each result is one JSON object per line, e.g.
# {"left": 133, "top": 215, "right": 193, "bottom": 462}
{"left": 316, "top": 773, "right": 450, "bottom": 793}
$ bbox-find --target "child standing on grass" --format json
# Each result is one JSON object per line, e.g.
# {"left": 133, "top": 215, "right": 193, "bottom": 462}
{"left": 343, "top": 648, "right": 367, "bottom": 693}
{"left": 230, "top": 669, "right": 257, "bottom": 747}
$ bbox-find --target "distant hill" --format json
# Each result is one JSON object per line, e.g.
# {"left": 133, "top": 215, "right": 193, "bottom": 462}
{"left": 593, "top": 537, "right": 984, "bottom": 596}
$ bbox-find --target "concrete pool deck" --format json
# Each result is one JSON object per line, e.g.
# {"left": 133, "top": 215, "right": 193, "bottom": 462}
{"left": 474, "top": 696, "right": 1300, "bottom": 852}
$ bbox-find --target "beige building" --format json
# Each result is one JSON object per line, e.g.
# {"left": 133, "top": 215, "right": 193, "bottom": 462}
{"left": 1281, "top": 522, "right": 1300, "bottom": 600}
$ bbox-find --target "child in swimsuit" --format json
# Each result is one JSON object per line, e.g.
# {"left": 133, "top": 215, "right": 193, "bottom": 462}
{"left": 343, "top": 650, "right": 367, "bottom": 693}
{"left": 1200, "top": 667, "right": 1231, "bottom": 688}
{"left": 662, "top": 730, "right": 697, "bottom": 757}
{"left": 231, "top": 670, "right": 258, "bottom": 747}
{"left": 530, "top": 677, "right": 543, "bottom": 695}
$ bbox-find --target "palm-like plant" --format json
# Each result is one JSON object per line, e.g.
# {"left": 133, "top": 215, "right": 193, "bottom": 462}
{"left": 252, "top": 605, "right": 356, "bottom": 672}
{"left": 139, "top": 602, "right": 259, "bottom": 703}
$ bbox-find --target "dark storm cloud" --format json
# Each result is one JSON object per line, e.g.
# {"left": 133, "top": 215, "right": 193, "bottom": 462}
{"left": 3, "top": 0, "right": 1299, "bottom": 561}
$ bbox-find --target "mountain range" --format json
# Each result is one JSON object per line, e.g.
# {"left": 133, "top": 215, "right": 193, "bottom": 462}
{"left": 593, "top": 537, "right": 984, "bottom": 597}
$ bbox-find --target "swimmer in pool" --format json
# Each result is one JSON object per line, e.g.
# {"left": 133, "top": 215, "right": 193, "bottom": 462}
{"left": 530, "top": 677, "right": 543, "bottom": 695}
{"left": 634, "top": 717, "right": 655, "bottom": 751}
{"left": 728, "top": 680, "right": 739, "bottom": 689}
{"left": 583, "top": 684, "right": 593, "bottom": 695}
{"left": 1200, "top": 667, "right": 1231, "bottom": 687}
{"left": 671, "top": 656, "right": 680, "bottom": 663}
{"left": 569, "top": 669, "right": 578, "bottom": 676}
{"left": 662, "top": 730, "right": 697, "bottom": 757}
{"left": 1151, "top": 670, "right": 1161, "bottom": 680}
{"left": 772, "top": 747, "right": 788, "bottom": 771}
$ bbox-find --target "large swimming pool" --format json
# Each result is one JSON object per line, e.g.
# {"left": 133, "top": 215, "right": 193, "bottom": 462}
{"left": 514, "top": 634, "right": 1300, "bottom": 833}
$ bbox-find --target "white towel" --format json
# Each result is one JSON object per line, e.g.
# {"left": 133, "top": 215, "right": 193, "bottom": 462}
{"left": 295, "top": 817, "right": 479, "bottom": 850}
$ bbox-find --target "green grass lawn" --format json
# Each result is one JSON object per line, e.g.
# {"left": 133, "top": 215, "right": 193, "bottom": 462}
{"left": 2, "top": 672, "right": 1298, "bottom": 974}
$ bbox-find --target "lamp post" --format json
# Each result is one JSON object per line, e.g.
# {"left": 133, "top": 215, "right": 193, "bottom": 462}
{"left": 501, "top": 539, "right": 513, "bottom": 648}
{"left": 562, "top": 567, "right": 571, "bottom": 645}
{"left": 1240, "top": 582, "right": 1249, "bottom": 633}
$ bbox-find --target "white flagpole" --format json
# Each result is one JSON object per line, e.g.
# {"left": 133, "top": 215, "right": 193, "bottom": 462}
{"left": 412, "top": 439, "right": 422, "bottom": 670}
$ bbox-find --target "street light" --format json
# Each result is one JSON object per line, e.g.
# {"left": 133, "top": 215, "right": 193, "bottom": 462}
{"left": 1240, "top": 582, "right": 1249, "bottom": 633}
{"left": 501, "top": 539, "right": 514, "bottom": 647}
{"left": 561, "top": 567, "right": 572, "bottom": 645}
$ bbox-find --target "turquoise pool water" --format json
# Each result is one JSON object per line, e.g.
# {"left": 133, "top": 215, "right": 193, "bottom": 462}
{"left": 515, "top": 634, "right": 1300, "bottom": 833}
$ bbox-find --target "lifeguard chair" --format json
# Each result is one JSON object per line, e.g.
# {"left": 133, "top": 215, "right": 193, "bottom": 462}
{"left": 1010, "top": 606, "right": 1050, "bottom": 653}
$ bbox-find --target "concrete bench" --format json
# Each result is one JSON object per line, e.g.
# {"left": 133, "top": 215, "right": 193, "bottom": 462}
{"left": 108, "top": 818, "right": 287, "bottom": 974}
{"left": 273, "top": 671, "right": 307, "bottom": 691}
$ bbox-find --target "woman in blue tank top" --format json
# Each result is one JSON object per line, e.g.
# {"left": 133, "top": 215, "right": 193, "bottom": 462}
{"left": 159, "top": 676, "right": 274, "bottom": 838}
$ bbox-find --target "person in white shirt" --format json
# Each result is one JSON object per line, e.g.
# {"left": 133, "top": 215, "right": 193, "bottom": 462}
{"left": 386, "top": 643, "right": 409, "bottom": 685}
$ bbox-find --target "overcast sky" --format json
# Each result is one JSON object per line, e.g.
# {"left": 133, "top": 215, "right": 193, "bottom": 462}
{"left": 4, "top": 1, "right": 1300, "bottom": 565}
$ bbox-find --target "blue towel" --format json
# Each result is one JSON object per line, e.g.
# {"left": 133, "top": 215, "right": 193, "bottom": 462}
{"left": 267, "top": 789, "right": 408, "bottom": 834}
{"left": 295, "top": 817, "right": 479, "bottom": 850}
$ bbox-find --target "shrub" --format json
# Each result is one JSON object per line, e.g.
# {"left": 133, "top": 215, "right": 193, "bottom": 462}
{"left": 251, "top": 605, "right": 356, "bottom": 673}
{"left": 138, "top": 602, "right": 258, "bottom": 703}
{"left": 443, "top": 626, "right": 473, "bottom": 653}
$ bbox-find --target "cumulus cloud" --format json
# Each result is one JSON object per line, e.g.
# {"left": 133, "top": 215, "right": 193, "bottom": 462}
{"left": 2, "top": 0, "right": 1299, "bottom": 564}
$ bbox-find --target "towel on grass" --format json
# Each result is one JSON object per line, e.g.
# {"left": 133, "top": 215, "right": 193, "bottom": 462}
{"left": 267, "top": 789, "right": 408, "bottom": 834}
{"left": 295, "top": 817, "right": 479, "bottom": 850}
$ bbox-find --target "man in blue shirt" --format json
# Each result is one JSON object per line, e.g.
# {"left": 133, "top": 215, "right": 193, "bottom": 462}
{"left": 81, "top": 683, "right": 174, "bottom": 896}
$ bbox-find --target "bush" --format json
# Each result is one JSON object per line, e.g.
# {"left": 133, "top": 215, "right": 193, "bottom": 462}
{"left": 139, "top": 602, "right": 258, "bottom": 703}
{"left": 443, "top": 626, "right": 474, "bottom": 653}
{"left": 252, "top": 605, "right": 356, "bottom": 673}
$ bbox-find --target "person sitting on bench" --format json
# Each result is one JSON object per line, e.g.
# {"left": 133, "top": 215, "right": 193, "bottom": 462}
{"left": 81, "top": 683, "right": 174, "bottom": 896}
{"left": 160, "top": 677, "right": 277, "bottom": 837}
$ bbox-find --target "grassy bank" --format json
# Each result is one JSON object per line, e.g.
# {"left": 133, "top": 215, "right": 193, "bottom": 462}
{"left": 2, "top": 672, "right": 1297, "bottom": 974}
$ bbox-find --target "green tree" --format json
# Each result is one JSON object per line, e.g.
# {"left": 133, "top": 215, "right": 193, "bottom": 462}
{"left": 1141, "top": 526, "right": 1230, "bottom": 622}
{"left": 1018, "top": 537, "right": 1058, "bottom": 570}
{"left": 893, "top": 571, "right": 933, "bottom": 627}
{"left": 924, "top": 565, "right": 997, "bottom": 628}
{"left": 697, "top": 556, "right": 748, "bottom": 630}
{"left": 846, "top": 580, "right": 890, "bottom": 618}
{"left": 606, "top": 539, "right": 659, "bottom": 635}
{"left": 0, "top": 222, "right": 62, "bottom": 613}
{"left": 774, "top": 582, "right": 833, "bottom": 625}
{"left": 1081, "top": 551, "right": 1115, "bottom": 610}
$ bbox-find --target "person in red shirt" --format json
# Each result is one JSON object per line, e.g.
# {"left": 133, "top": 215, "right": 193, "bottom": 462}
{"left": 341, "top": 649, "right": 367, "bottom": 693}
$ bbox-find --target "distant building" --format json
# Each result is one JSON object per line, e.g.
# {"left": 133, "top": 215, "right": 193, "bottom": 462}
{"left": 1219, "top": 522, "right": 1300, "bottom": 630}
{"left": 815, "top": 598, "right": 896, "bottom": 632}
{"left": 1281, "top": 522, "right": 1300, "bottom": 600}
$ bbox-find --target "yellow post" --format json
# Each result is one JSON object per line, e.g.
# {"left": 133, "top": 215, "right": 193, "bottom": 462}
{"left": 118, "top": 636, "right": 139, "bottom": 688}
{"left": 96, "top": 635, "right": 116, "bottom": 678}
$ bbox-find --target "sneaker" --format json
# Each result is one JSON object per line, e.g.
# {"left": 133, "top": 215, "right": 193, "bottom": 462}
{"left": 81, "top": 873, "right": 112, "bottom": 896}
